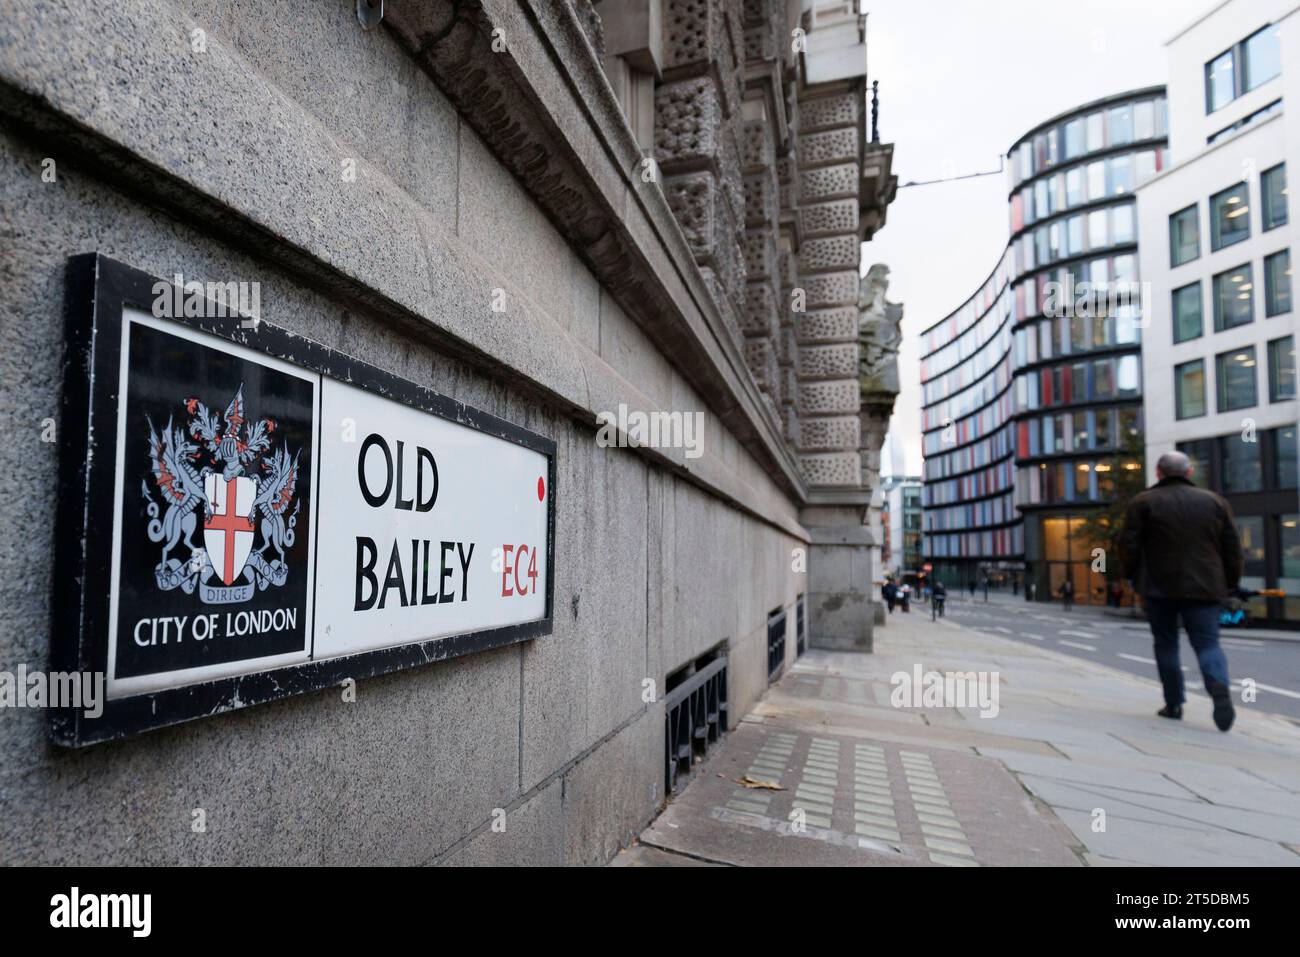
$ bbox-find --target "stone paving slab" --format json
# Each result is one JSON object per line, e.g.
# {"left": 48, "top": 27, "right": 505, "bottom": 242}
{"left": 633, "top": 721, "right": 1080, "bottom": 867}
{"left": 619, "top": 610, "right": 1300, "bottom": 867}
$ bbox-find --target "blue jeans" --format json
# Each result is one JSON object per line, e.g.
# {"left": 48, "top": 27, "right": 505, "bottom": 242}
{"left": 1144, "top": 598, "right": 1230, "bottom": 708}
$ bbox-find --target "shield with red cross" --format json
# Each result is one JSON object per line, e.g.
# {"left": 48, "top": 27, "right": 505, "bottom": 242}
{"left": 203, "top": 474, "right": 258, "bottom": 585}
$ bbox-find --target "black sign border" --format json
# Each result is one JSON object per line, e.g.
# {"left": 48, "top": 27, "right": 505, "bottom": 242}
{"left": 51, "top": 253, "right": 557, "bottom": 747}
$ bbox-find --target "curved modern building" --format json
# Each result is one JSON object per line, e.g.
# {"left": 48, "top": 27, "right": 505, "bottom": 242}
{"left": 921, "top": 87, "right": 1169, "bottom": 602}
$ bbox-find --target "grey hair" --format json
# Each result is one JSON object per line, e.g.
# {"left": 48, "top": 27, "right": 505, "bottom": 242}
{"left": 1156, "top": 451, "right": 1191, "bottom": 478}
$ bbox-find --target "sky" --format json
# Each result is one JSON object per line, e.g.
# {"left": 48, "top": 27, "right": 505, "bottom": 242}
{"left": 865, "top": 0, "right": 1221, "bottom": 478}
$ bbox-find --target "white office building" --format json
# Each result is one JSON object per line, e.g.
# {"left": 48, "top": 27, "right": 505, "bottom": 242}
{"left": 1137, "top": 0, "right": 1300, "bottom": 622}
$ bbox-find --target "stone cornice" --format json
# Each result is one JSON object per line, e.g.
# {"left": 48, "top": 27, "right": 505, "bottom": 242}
{"left": 383, "top": 0, "right": 807, "bottom": 501}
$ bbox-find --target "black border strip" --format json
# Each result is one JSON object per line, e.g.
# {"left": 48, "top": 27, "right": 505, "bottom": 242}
{"left": 50, "top": 254, "right": 557, "bottom": 747}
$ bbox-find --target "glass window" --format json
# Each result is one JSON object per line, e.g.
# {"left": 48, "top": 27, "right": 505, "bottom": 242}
{"left": 1265, "top": 249, "right": 1291, "bottom": 316}
{"left": 1175, "top": 360, "right": 1206, "bottom": 419}
{"left": 1169, "top": 205, "right": 1199, "bottom": 266}
{"left": 1108, "top": 155, "right": 1133, "bottom": 195}
{"left": 1211, "top": 182, "right": 1250, "bottom": 250}
{"left": 1087, "top": 161, "right": 1106, "bottom": 201}
{"left": 1066, "top": 167, "right": 1083, "bottom": 207}
{"left": 1220, "top": 436, "right": 1262, "bottom": 493}
{"left": 1064, "top": 119, "right": 1085, "bottom": 159}
{"left": 1035, "top": 179, "right": 1049, "bottom": 218}
{"left": 1088, "top": 209, "right": 1107, "bottom": 249}
{"left": 1269, "top": 335, "right": 1296, "bottom": 402}
{"left": 1108, "top": 104, "right": 1134, "bottom": 145}
{"left": 1216, "top": 346, "right": 1258, "bottom": 412}
{"left": 1073, "top": 410, "right": 1090, "bottom": 450}
{"left": 1206, "top": 48, "right": 1235, "bottom": 113}
{"left": 1067, "top": 215, "right": 1083, "bottom": 256}
{"left": 1238, "top": 516, "right": 1267, "bottom": 576}
{"left": 1134, "top": 101, "right": 1155, "bottom": 140}
{"left": 1244, "top": 24, "right": 1282, "bottom": 92}
{"left": 1262, "top": 164, "right": 1287, "bottom": 230}
{"left": 1119, "top": 406, "right": 1141, "bottom": 441}
{"left": 1274, "top": 427, "right": 1298, "bottom": 488}
{"left": 1135, "top": 150, "right": 1157, "bottom": 184}
{"left": 1086, "top": 112, "right": 1104, "bottom": 151}
{"left": 1177, "top": 438, "right": 1214, "bottom": 487}
{"left": 1095, "top": 408, "right": 1113, "bottom": 448}
{"left": 1111, "top": 205, "right": 1134, "bottom": 244}
{"left": 1173, "top": 282, "right": 1202, "bottom": 343}
{"left": 1093, "top": 358, "right": 1115, "bottom": 398}
{"left": 1117, "top": 355, "right": 1140, "bottom": 397}
{"left": 1213, "top": 263, "right": 1254, "bottom": 331}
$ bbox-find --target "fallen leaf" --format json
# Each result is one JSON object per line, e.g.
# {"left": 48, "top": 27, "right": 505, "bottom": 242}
{"left": 739, "top": 775, "right": 785, "bottom": 790}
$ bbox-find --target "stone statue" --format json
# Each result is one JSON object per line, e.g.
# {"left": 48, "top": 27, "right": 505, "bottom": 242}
{"left": 858, "top": 264, "right": 903, "bottom": 398}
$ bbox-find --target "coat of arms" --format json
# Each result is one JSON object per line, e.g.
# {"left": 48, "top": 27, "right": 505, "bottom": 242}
{"left": 140, "top": 385, "right": 302, "bottom": 604}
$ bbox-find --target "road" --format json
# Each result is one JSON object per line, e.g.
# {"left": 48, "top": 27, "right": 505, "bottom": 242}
{"left": 919, "top": 595, "right": 1300, "bottom": 723}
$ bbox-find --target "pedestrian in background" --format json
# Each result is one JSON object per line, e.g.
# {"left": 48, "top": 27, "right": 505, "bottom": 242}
{"left": 882, "top": 579, "right": 897, "bottom": 614}
{"left": 1059, "top": 579, "right": 1074, "bottom": 611}
{"left": 1119, "top": 451, "right": 1241, "bottom": 731}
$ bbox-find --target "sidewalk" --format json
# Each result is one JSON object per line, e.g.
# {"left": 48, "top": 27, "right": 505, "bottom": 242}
{"left": 616, "top": 610, "right": 1300, "bottom": 867}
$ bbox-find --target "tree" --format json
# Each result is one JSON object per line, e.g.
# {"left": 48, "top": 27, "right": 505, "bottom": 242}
{"left": 1077, "top": 428, "right": 1146, "bottom": 585}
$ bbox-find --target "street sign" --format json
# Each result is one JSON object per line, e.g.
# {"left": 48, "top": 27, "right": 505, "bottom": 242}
{"left": 51, "top": 255, "right": 555, "bottom": 745}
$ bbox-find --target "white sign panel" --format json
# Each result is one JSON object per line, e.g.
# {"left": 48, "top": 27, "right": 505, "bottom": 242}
{"left": 313, "top": 378, "right": 550, "bottom": 659}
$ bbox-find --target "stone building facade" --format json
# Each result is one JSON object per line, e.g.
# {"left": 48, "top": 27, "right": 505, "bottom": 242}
{"left": 0, "top": 0, "right": 895, "bottom": 863}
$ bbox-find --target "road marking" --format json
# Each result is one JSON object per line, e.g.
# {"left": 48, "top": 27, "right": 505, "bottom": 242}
{"left": 1058, "top": 639, "right": 1097, "bottom": 651}
{"left": 1060, "top": 629, "right": 1102, "bottom": 640}
{"left": 1022, "top": 633, "right": 1045, "bottom": 641}
{"left": 1249, "top": 682, "right": 1300, "bottom": 700}
{"left": 991, "top": 626, "right": 1013, "bottom": 634}
{"left": 1118, "top": 653, "right": 1156, "bottom": 665}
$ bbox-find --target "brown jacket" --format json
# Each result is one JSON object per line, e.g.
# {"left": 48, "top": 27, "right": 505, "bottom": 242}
{"left": 1118, "top": 476, "right": 1243, "bottom": 601}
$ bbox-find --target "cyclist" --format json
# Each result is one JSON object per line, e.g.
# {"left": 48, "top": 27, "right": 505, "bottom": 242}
{"left": 931, "top": 581, "right": 947, "bottom": 621}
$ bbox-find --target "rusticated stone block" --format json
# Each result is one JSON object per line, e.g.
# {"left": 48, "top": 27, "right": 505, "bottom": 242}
{"left": 742, "top": 228, "right": 775, "bottom": 281}
{"left": 797, "top": 380, "right": 859, "bottom": 415}
{"left": 800, "top": 127, "right": 858, "bottom": 167}
{"left": 799, "top": 92, "right": 860, "bottom": 133}
{"left": 798, "top": 451, "right": 860, "bottom": 486}
{"left": 798, "top": 235, "right": 859, "bottom": 274}
{"left": 741, "top": 119, "right": 773, "bottom": 171}
{"left": 799, "top": 199, "right": 858, "bottom": 237}
{"left": 802, "top": 271, "right": 858, "bottom": 309}
{"left": 739, "top": 280, "right": 777, "bottom": 337}
{"left": 742, "top": 169, "right": 776, "bottom": 227}
{"left": 662, "top": 0, "right": 719, "bottom": 70}
{"left": 744, "top": 337, "right": 777, "bottom": 392}
{"left": 781, "top": 365, "right": 798, "bottom": 406}
{"left": 800, "top": 162, "right": 859, "bottom": 202}
{"left": 663, "top": 171, "right": 718, "bottom": 256}
{"left": 796, "top": 307, "right": 858, "bottom": 342}
{"left": 655, "top": 77, "right": 721, "bottom": 169}
{"left": 798, "top": 416, "right": 861, "bottom": 451}
{"left": 796, "top": 342, "right": 859, "bottom": 379}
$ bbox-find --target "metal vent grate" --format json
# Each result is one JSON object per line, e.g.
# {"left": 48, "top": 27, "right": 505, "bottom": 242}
{"left": 796, "top": 594, "right": 806, "bottom": 656}
{"left": 767, "top": 606, "right": 787, "bottom": 680}
{"left": 663, "top": 649, "right": 728, "bottom": 798}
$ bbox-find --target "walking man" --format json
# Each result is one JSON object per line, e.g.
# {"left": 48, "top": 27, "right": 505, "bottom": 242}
{"left": 1059, "top": 578, "right": 1074, "bottom": 611}
{"left": 1119, "top": 451, "right": 1242, "bottom": 731}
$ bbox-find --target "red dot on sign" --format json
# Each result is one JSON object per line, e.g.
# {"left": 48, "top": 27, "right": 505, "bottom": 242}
{"left": 537, "top": 476, "right": 545, "bottom": 501}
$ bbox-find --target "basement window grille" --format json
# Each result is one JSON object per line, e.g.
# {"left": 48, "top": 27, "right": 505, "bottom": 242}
{"left": 663, "top": 647, "right": 728, "bottom": 798}
{"left": 767, "top": 606, "right": 787, "bottom": 680}
{"left": 796, "top": 594, "right": 806, "bottom": 656}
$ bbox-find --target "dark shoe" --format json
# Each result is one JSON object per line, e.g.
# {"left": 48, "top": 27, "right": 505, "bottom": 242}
{"left": 1157, "top": 705, "right": 1183, "bottom": 720}
{"left": 1208, "top": 682, "right": 1235, "bottom": 732}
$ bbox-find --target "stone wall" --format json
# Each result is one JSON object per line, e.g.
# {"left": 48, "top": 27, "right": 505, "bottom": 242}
{"left": 0, "top": 0, "right": 892, "bottom": 863}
